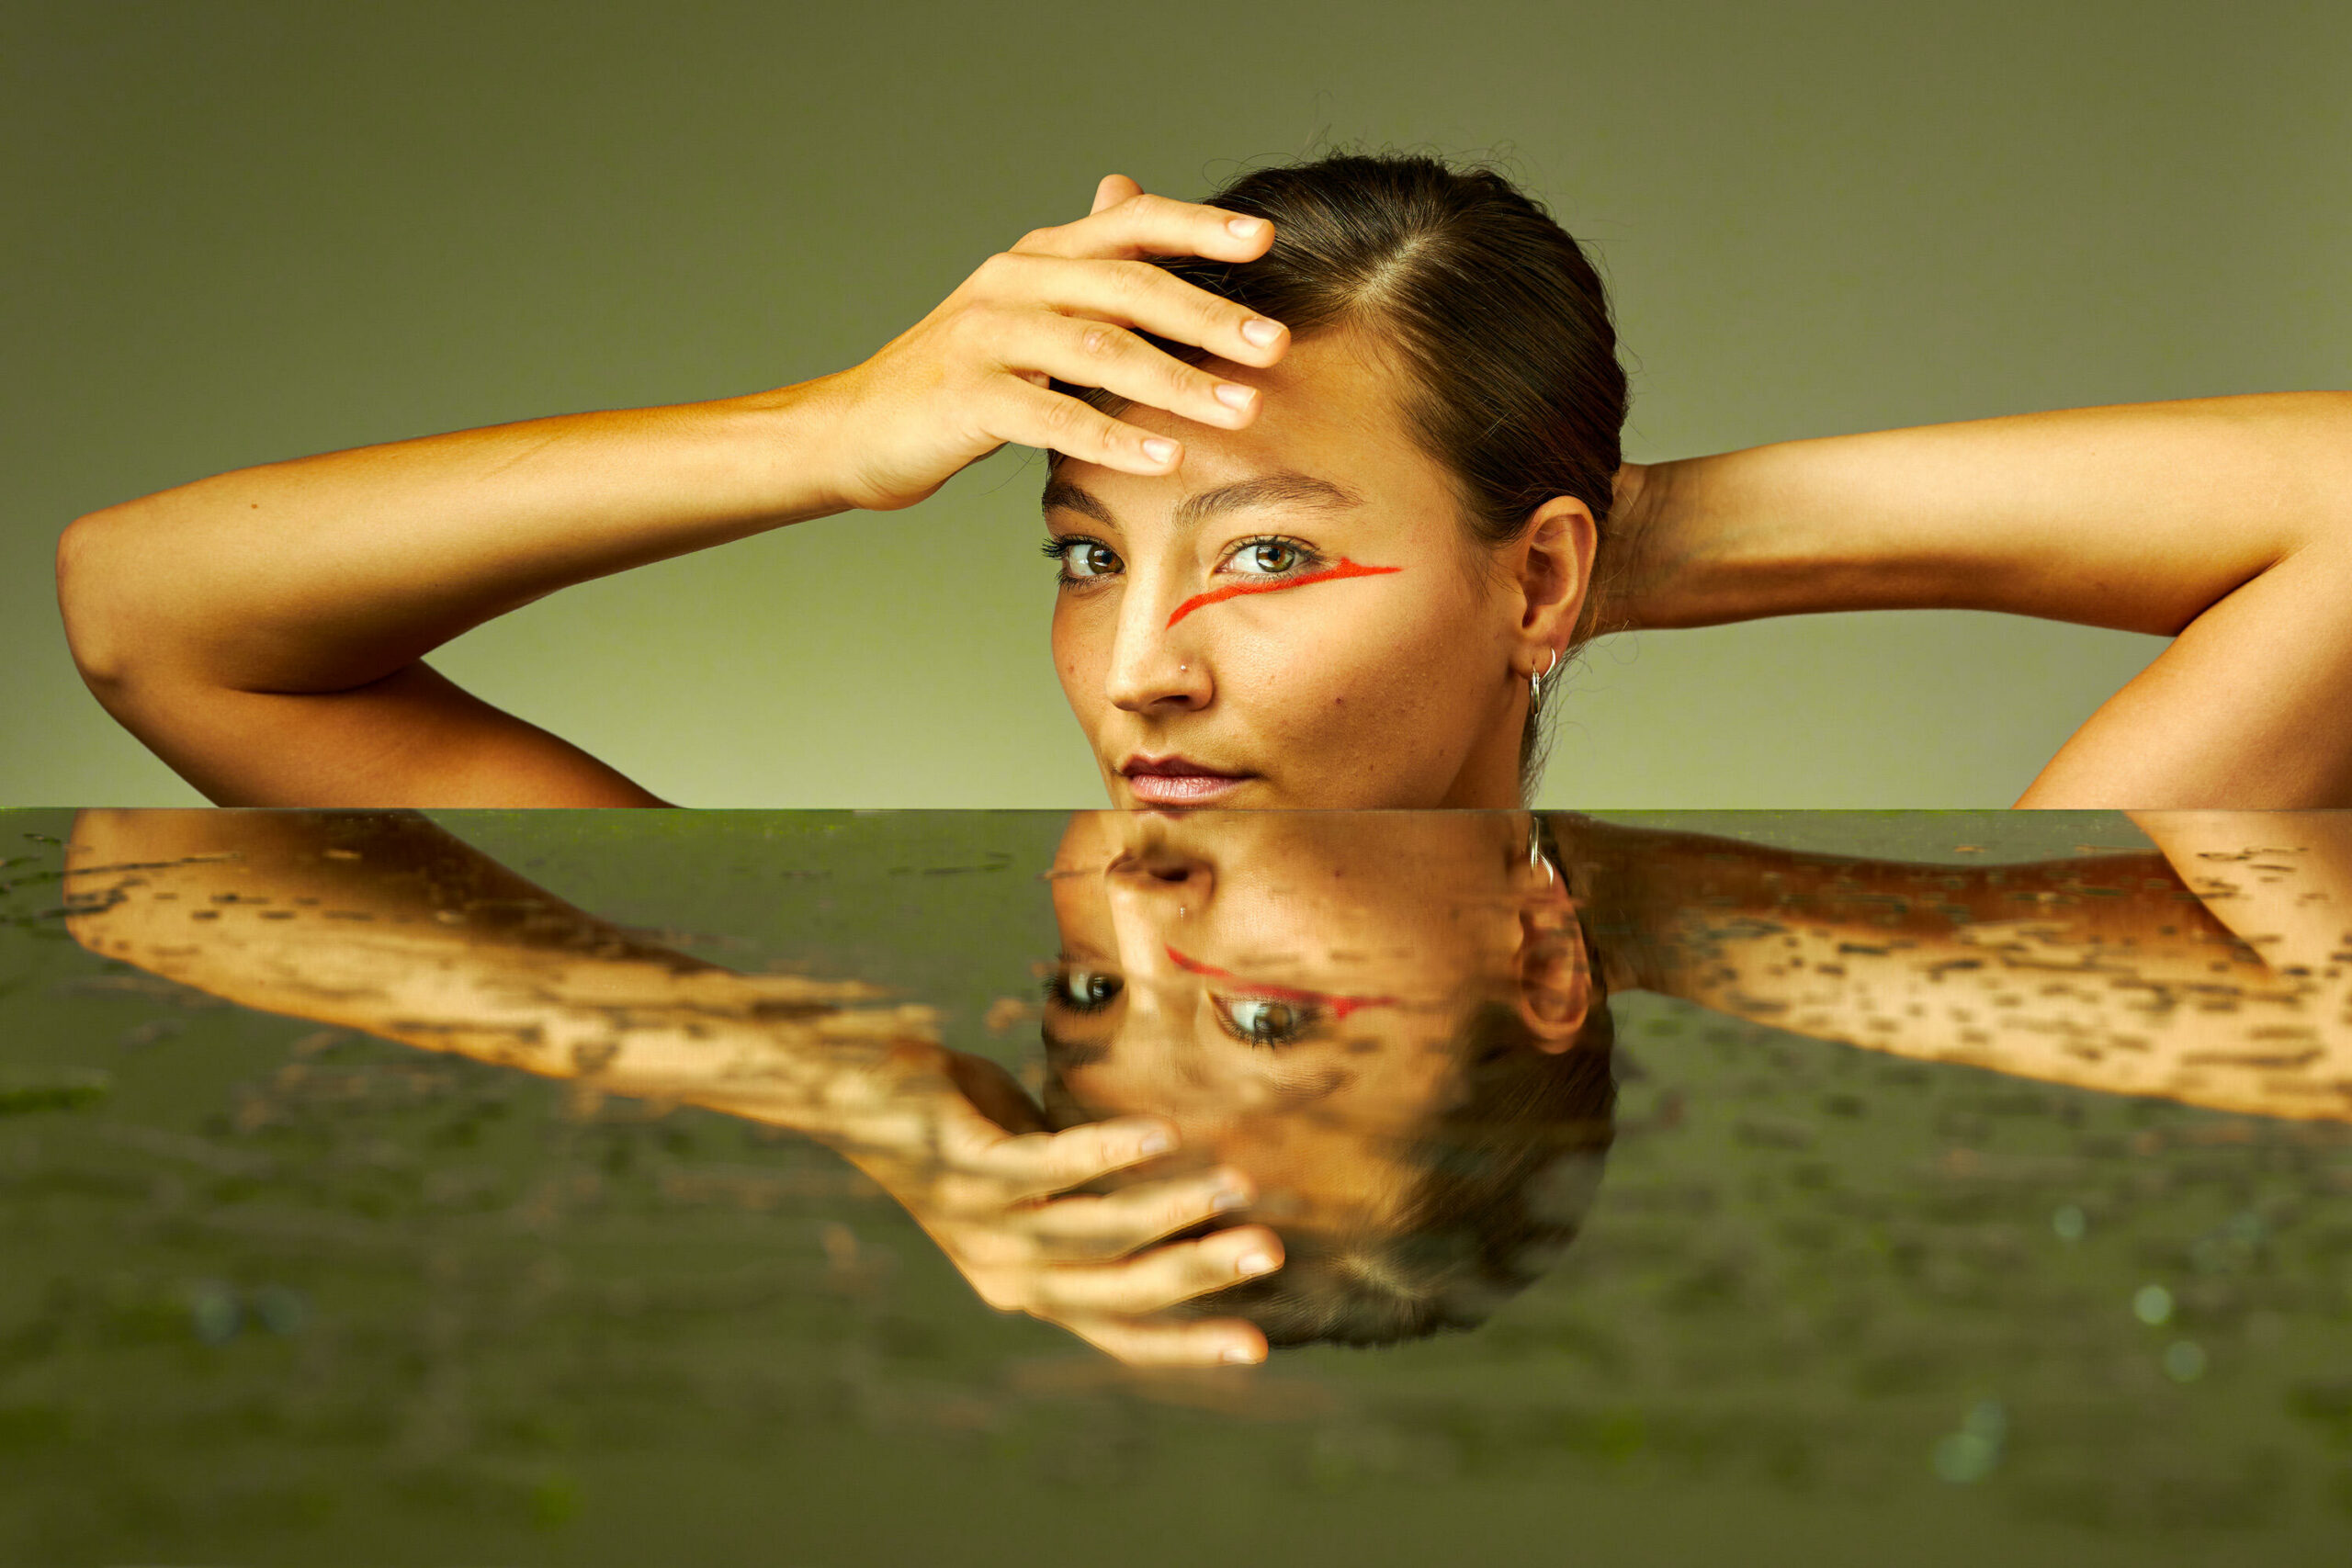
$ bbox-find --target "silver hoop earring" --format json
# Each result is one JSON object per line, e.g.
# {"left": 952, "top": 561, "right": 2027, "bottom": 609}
{"left": 1528, "top": 646, "right": 1561, "bottom": 730}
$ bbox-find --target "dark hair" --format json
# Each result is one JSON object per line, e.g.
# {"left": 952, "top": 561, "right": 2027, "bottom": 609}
{"left": 1050, "top": 150, "right": 1630, "bottom": 796}
{"left": 1169, "top": 993, "right": 1615, "bottom": 1348}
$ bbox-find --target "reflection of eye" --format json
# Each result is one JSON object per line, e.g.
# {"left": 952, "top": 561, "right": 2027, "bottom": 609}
{"left": 1041, "top": 536, "right": 1123, "bottom": 583}
{"left": 1045, "top": 967, "right": 1124, "bottom": 1013}
{"left": 1221, "top": 536, "right": 1317, "bottom": 577}
{"left": 1213, "top": 994, "right": 1323, "bottom": 1047}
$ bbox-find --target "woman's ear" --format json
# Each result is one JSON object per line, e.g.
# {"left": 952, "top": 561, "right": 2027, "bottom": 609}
{"left": 1514, "top": 856, "right": 1592, "bottom": 1052}
{"left": 1513, "top": 497, "right": 1599, "bottom": 662}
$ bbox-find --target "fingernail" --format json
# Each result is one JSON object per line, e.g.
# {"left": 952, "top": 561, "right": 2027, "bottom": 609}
{"left": 1210, "top": 1185, "right": 1250, "bottom": 1213}
{"left": 1213, "top": 382, "right": 1254, "bottom": 411}
{"left": 1137, "top": 1129, "right": 1176, "bottom": 1157}
{"left": 1141, "top": 437, "right": 1178, "bottom": 465}
{"left": 1221, "top": 1345, "right": 1262, "bottom": 1365}
{"left": 1236, "top": 1250, "right": 1277, "bottom": 1277}
{"left": 1227, "top": 216, "right": 1266, "bottom": 240}
{"left": 1240, "top": 317, "right": 1283, "bottom": 347}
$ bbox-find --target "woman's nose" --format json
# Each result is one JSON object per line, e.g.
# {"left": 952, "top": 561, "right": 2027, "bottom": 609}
{"left": 1107, "top": 849, "right": 1214, "bottom": 898}
{"left": 1103, "top": 600, "right": 1211, "bottom": 714}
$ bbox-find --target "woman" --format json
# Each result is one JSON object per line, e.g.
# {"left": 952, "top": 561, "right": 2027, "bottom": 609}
{"left": 55, "top": 154, "right": 2352, "bottom": 807}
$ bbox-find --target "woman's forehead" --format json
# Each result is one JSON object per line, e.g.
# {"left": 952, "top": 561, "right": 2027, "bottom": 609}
{"left": 1046, "top": 332, "right": 1448, "bottom": 522}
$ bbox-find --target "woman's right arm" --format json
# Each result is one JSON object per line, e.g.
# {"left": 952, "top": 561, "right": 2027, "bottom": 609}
{"left": 55, "top": 184, "right": 1290, "bottom": 807}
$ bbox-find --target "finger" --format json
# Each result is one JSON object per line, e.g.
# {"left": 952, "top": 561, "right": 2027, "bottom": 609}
{"left": 1027, "top": 1225, "right": 1284, "bottom": 1317}
{"left": 1015, "top": 190, "right": 1275, "bottom": 265}
{"left": 1065, "top": 1314, "right": 1271, "bottom": 1369}
{"left": 1009, "top": 314, "right": 1262, "bottom": 434}
{"left": 973, "top": 1114, "right": 1181, "bottom": 1201}
{"left": 973, "top": 252, "right": 1287, "bottom": 368}
{"left": 982, "top": 376, "right": 1186, "bottom": 476}
{"left": 1022, "top": 1169, "right": 1255, "bottom": 1256}
{"left": 1091, "top": 174, "right": 1143, "bottom": 216}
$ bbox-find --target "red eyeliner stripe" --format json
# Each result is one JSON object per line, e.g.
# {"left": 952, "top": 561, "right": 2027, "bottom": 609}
{"left": 1165, "top": 558, "right": 1402, "bottom": 628}
{"left": 1164, "top": 944, "right": 1401, "bottom": 1021}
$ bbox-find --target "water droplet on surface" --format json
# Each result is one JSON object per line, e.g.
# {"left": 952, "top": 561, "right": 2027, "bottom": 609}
{"left": 1932, "top": 1430, "right": 1999, "bottom": 1483}
{"left": 187, "top": 1280, "right": 240, "bottom": 1345}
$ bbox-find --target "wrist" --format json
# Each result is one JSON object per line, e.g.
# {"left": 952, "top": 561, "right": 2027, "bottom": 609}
{"left": 727, "top": 371, "right": 866, "bottom": 522}
{"left": 1588, "top": 459, "right": 1679, "bottom": 637}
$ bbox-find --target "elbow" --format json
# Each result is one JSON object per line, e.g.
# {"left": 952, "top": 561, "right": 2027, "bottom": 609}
{"left": 57, "top": 508, "right": 148, "bottom": 699}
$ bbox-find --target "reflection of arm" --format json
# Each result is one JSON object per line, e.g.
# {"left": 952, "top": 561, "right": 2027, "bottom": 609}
{"left": 1602, "top": 395, "right": 2352, "bottom": 806}
{"left": 62, "top": 809, "right": 935, "bottom": 1133}
{"left": 1556, "top": 813, "right": 2352, "bottom": 1121}
{"left": 62, "top": 808, "right": 1274, "bottom": 1368}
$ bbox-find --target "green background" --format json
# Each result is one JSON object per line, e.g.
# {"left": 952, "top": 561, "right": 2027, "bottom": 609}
{"left": 6, "top": 0, "right": 2346, "bottom": 807}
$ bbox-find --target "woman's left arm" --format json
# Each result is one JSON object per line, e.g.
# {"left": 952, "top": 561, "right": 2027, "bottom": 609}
{"left": 1604, "top": 393, "right": 2352, "bottom": 806}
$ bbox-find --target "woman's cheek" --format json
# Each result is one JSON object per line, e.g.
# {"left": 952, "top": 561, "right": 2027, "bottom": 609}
{"left": 1050, "top": 607, "right": 1101, "bottom": 714}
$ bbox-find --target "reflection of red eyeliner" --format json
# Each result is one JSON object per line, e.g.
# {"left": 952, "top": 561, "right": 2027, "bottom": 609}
{"left": 1166, "top": 558, "right": 1401, "bottom": 628}
{"left": 1165, "top": 944, "right": 1400, "bottom": 1020}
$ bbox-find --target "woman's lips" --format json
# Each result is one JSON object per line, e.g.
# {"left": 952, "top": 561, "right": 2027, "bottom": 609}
{"left": 1121, "top": 757, "right": 1252, "bottom": 806}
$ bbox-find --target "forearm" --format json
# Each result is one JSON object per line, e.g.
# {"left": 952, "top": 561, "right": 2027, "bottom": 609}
{"left": 62, "top": 809, "right": 936, "bottom": 1133}
{"left": 60, "top": 376, "right": 859, "bottom": 696}
{"left": 1602, "top": 393, "right": 2352, "bottom": 636}
{"left": 1560, "top": 816, "right": 2351, "bottom": 1119}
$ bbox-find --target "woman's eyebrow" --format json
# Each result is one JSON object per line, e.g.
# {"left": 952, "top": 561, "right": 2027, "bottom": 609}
{"left": 1040, "top": 480, "right": 1117, "bottom": 526}
{"left": 1174, "top": 473, "right": 1363, "bottom": 531}
{"left": 1040, "top": 471, "right": 1363, "bottom": 530}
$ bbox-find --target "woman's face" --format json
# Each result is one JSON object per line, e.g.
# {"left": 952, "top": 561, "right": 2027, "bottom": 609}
{"left": 1044, "top": 332, "right": 1530, "bottom": 809}
{"left": 1042, "top": 810, "right": 1577, "bottom": 1231}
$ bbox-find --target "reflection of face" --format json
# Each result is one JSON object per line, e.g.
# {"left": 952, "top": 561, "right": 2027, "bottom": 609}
{"left": 1044, "top": 811, "right": 1553, "bottom": 1233}
{"left": 1044, "top": 333, "right": 1529, "bottom": 810}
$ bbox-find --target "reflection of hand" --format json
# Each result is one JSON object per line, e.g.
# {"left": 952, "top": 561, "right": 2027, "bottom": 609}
{"left": 824, "top": 175, "right": 1290, "bottom": 512}
{"left": 831, "top": 1043, "right": 1283, "bottom": 1367}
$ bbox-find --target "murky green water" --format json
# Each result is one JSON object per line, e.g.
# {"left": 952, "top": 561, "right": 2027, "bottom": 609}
{"left": 3, "top": 808, "right": 2349, "bottom": 1566}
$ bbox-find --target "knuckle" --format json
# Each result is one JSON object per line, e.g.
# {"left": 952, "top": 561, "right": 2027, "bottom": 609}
{"left": 947, "top": 302, "right": 1008, "bottom": 355}
{"left": 1170, "top": 358, "right": 1216, "bottom": 398}
{"left": 1035, "top": 395, "right": 1088, "bottom": 440}
{"left": 1105, "top": 259, "right": 1157, "bottom": 299}
{"left": 1074, "top": 321, "right": 1123, "bottom": 361}
{"left": 972, "top": 1275, "right": 1025, "bottom": 1313}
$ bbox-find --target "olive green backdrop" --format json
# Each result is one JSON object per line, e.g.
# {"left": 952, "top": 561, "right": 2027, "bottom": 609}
{"left": 5, "top": 0, "right": 2346, "bottom": 807}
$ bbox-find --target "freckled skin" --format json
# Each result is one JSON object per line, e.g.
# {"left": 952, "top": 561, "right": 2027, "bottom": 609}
{"left": 1047, "top": 332, "right": 1534, "bottom": 809}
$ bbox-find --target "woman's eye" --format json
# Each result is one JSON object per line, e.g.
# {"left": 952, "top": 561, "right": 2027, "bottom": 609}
{"left": 1070, "top": 544, "right": 1121, "bottom": 579}
{"left": 1215, "top": 996, "right": 1321, "bottom": 1047}
{"left": 1047, "top": 539, "right": 1122, "bottom": 581}
{"left": 1227, "top": 540, "right": 1307, "bottom": 576}
{"left": 1046, "top": 968, "right": 1124, "bottom": 1012}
